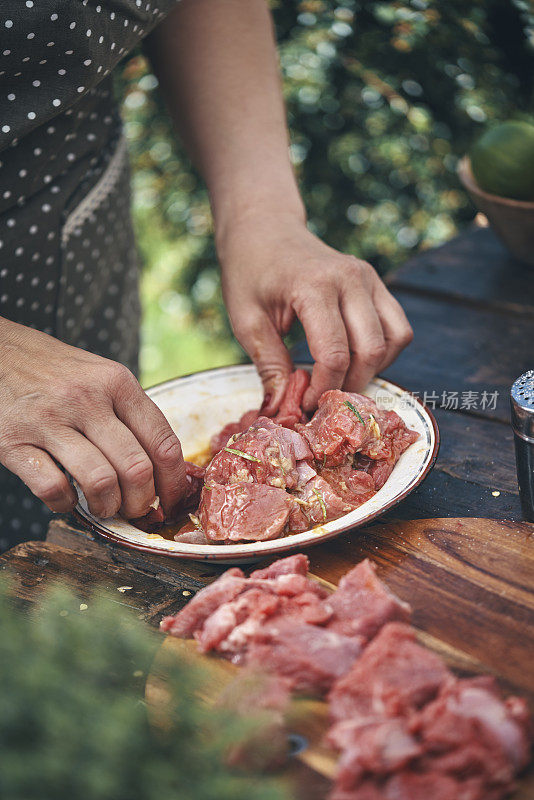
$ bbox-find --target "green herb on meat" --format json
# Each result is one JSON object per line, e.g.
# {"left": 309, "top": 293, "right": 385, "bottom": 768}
{"left": 313, "top": 489, "right": 328, "bottom": 522}
{"left": 343, "top": 400, "right": 365, "bottom": 424}
{"left": 224, "top": 447, "right": 262, "bottom": 464}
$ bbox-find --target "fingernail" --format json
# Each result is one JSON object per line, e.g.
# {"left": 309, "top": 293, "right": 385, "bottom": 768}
{"left": 102, "top": 492, "right": 120, "bottom": 518}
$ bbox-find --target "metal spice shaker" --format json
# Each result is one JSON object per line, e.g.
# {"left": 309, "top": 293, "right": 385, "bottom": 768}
{"left": 510, "top": 370, "right": 534, "bottom": 522}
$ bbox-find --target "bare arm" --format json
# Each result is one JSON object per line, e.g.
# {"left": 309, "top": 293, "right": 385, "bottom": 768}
{"left": 146, "top": 0, "right": 413, "bottom": 410}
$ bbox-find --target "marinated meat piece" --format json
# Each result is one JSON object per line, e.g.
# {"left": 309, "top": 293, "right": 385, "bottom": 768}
{"left": 209, "top": 408, "right": 261, "bottom": 457}
{"left": 206, "top": 417, "right": 313, "bottom": 492}
{"left": 328, "top": 622, "right": 451, "bottom": 724}
{"left": 354, "top": 455, "right": 395, "bottom": 493}
{"left": 209, "top": 369, "right": 310, "bottom": 456}
{"left": 319, "top": 464, "right": 376, "bottom": 507}
{"left": 180, "top": 461, "right": 206, "bottom": 510}
{"left": 326, "top": 559, "right": 411, "bottom": 641}
{"left": 297, "top": 390, "right": 384, "bottom": 467}
{"left": 199, "top": 481, "right": 299, "bottom": 542}
{"left": 291, "top": 475, "right": 354, "bottom": 529}
{"left": 274, "top": 368, "right": 310, "bottom": 428}
{"left": 297, "top": 390, "right": 418, "bottom": 471}
{"left": 412, "top": 676, "right": 531, "bottom": 785}
{"left": 245, "top": 619, "right": 364, "bottom": 695}
{"left": 160, "top": 567, "right": 246, "bottom": 637}
{"left": 129, "top": 461, "right": 205, "bottom": 531}
{"left": 129, "top": 496, "right": 166, "bottom": 532}
{"left": 172, "top": 524, "right": 209, "bottom": 545}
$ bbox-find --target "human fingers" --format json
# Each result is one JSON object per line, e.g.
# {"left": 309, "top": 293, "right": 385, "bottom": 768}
{"left": 0, "top": 444, "right": 77, "bottom": 513}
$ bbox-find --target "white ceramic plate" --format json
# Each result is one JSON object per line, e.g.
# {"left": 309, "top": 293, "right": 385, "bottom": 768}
{"left": 75, "top": 365, "right": 439, "bottom": 563}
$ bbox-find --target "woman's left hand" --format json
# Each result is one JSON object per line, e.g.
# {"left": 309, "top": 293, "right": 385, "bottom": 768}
{"left": 218, "top": 213, "right": 413, "bottom": 415}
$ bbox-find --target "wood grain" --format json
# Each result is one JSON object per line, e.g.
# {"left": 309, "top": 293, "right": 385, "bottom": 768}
{"left": 379, "top": 291, "right": 534, "bottom": 423}
{"left": 306, "top": 518, "right": 534, "bottom": 700}
{"left": 149, "top": 518, "right": 534, "bottom": 799}
{"left": 386, "top": 227, "right": 534, "bottom": 315}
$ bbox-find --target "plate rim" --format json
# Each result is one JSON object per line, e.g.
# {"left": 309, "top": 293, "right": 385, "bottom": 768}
{"left": 74, "top": 365, "right": 440, "bottom": 560}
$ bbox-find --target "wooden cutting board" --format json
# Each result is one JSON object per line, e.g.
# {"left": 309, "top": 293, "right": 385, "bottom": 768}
{"left": 147, "top": 518, "right": 534, "bottom": 799}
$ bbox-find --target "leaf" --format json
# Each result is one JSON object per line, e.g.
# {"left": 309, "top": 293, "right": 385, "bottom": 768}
{"left": 343, "top": 400, "right": 365, "bottom": 424}
{"left": 224, "top": 447, "right": 262, "bottom": 463}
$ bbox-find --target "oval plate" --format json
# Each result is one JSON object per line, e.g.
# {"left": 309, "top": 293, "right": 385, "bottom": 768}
{"left": 75, "top": 365, "right": 439, "bottom": 563}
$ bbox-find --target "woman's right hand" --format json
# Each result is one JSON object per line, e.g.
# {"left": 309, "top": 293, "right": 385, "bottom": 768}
{"left": 0, "top": 318, "right": 187, "bottom": 520}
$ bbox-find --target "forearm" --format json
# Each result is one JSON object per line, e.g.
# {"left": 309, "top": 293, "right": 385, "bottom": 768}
{"left": 145, "top": 0, "right": 305, "bottom": 242}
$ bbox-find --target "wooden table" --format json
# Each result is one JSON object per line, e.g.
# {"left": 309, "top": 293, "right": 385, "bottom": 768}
{"left": 1, "top": 226, "right": 534, "bottom": 798}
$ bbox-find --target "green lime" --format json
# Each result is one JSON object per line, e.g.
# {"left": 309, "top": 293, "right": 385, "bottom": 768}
{"left": 470, "top": 120, "right": 534, "bottom": 201}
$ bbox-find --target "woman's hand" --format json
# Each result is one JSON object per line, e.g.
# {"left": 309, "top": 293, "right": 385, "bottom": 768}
{"left": 218, "top": 213, "right": 413, "bottom": 414}
{"left": 0, "top": 319, "right": 187, "bottom": 519}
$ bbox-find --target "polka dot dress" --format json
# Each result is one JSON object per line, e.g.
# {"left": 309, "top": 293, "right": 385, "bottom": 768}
{"left": 0, "top": 0, "right": 181, "bottom": 552}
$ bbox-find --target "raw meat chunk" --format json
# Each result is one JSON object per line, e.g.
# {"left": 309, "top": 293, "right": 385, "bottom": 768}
{"left": 297, "top": 390, "right": 418, "bottom": 471}
{"left": 217, "top": 671, "right": 292, "bottom": 771}
{"left": 199, "top": 481, "right": 298, "bottom": 542}
{"left": 327, "top": 718, "right": 421, "bottom": 791}
{"left": 196, "top": 587, "right": 280, "bottom": 653}
{"left": 245, "top": 619, "right": 364, "bottom": 694}
{"left": 160, "top": 554, "right": 331, "bottom": 661}
{"left": 206, "top": 417, "right": 313, "bottom": 492}
{"left": 209, "top": 408, "right": 261, "bottom": 457}
{"left": 160, "top": 567, "right": 246, "bottom": 637}
{"left": 297, "top": 390, "right": 385, "bottom": 467}
{"left": 319, "top": 465, "right": 376, "bottom": 507}
{"left": 412, "top": 676, "right": 531, "bottom": 785}
{"left": 291, "top": 475, "right": 354, "bottom": 529}
{"left": 204, "top": 588, "right": 332, "bottom": 659}
{"left": 326, "top": 559, "right": 411, "bottom": 641}
{"left": 129, "top": 497, "right": 166, "bottom": 532}
{"left": 172, "top": 524, "right": 209, "bottom": 545}
{"left": 250, "top": 553, "right": 309, "bottom": 579}
{"left": 129, "top": 461, "right": 205, "bottom": 531}
{"left": 274, "top": 368, "right": 310, "bottom": 428}
{"left": 328, "top": 622, "right": 451, "bottom": 724}
{"left": 209, "top": 369, "right": 310, "bottom": 455}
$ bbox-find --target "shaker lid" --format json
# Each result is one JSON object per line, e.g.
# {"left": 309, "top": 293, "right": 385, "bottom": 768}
{"left": 511, "top": 370, "right": 534, "bottom": 441}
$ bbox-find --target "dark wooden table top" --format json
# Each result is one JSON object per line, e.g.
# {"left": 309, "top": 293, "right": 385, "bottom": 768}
{"left": 1, "top": 224, "right": 533, "bottom": 798}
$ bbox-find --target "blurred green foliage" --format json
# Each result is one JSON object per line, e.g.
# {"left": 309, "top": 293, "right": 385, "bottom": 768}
{"left": 0, "top": 580, "right": 288, "bottom": 800}
{"left": 116, "top": 0, "right": 534, "bottom": 387}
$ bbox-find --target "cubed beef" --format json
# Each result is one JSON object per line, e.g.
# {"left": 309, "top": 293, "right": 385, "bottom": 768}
{"left": 245, "top": 619, "right": 364, "bottom": 695}
{"left": 274, "top": 369, "right": 310, "bottom": 428}
{"left": 297, "top": 390, "right": 384, "bottom": 467}
{"left": 325, "top": 559, "right": 411, "bottom": 641}
{"left": 206, "top": 417, "right": 313, "bottom": 492}
{"left": 209, "top": 408, "right": 261, "bottom": 456}
{"left": 328, "top": 622, "right": 451, "bottom": 724}
{"left": 319, "top": 464, "right": 376, "bottom": 507}
{"left": 297, "top": 390, "right": 418, "bottom": 474}
{"left": 160, "top": 567, "right": 246, "bottom": 637}
{"left": 209, "top": 369, "right": 310, "bottom": 456}
{"left": 412, "top": 676, "right": 531, "bottom": 784}
{"left": 250, "top": 553, "right": 309, "bottom": 579}
{"left": 291, "top": 475, "right": 354, "bottom": 529}
{"left": 327, "top": 718, "right": 421, "bottom": 791}
{"left": 199, "top": 481, "right": 300, "bottom": 542}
